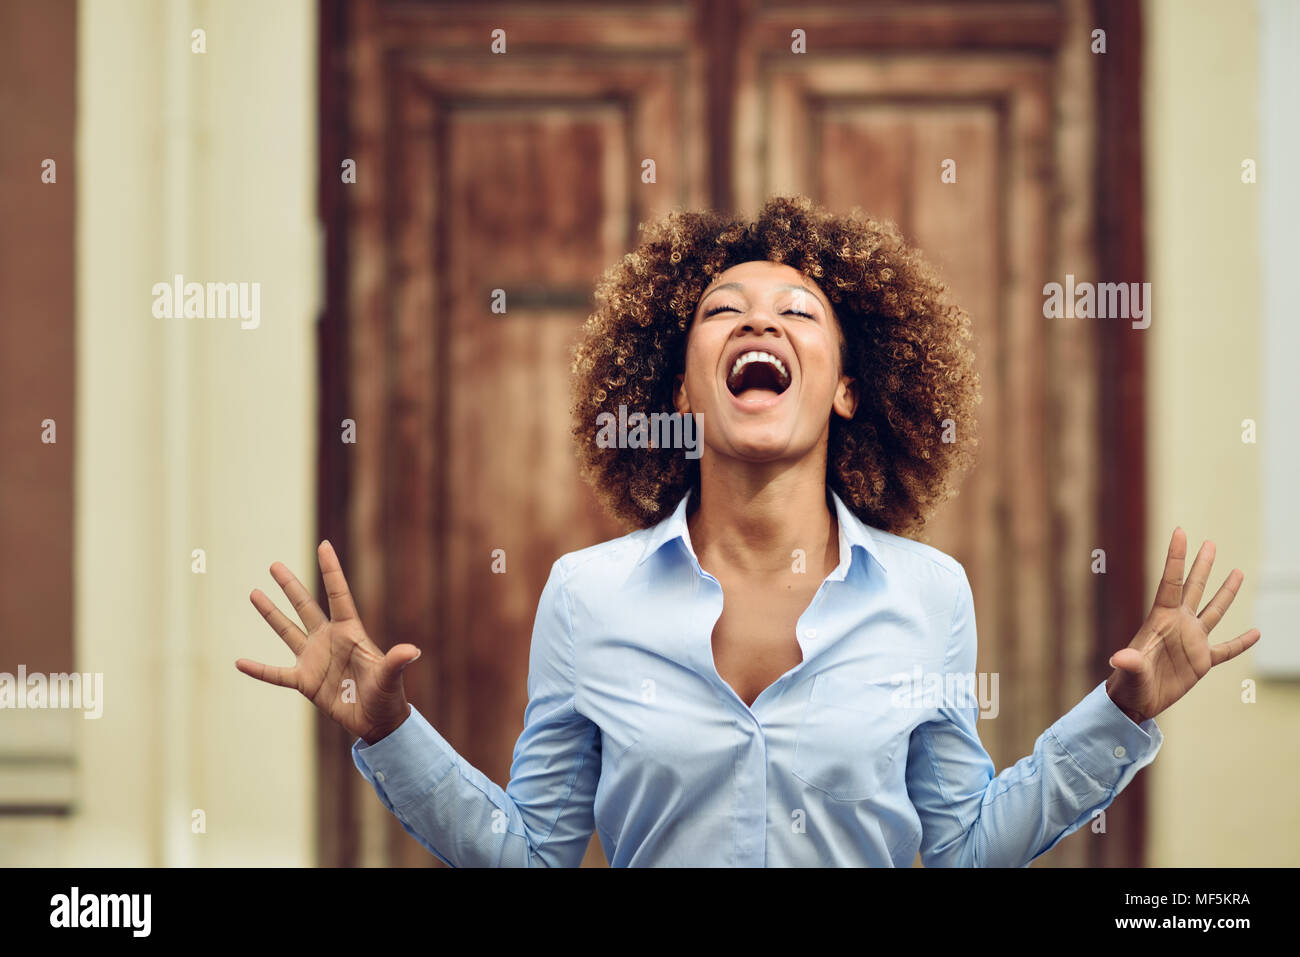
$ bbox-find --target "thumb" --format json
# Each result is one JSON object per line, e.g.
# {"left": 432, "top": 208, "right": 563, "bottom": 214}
{"left": 1108, "top": 647, "right": 1144, "bottom": 674}
{"left": 377, "top": 643, "right": 422, "bottom": 690}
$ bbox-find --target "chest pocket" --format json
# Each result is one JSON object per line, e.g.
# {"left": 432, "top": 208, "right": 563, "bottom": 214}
{"left": 791, "top": 673, "right": 905, "bottom": 802}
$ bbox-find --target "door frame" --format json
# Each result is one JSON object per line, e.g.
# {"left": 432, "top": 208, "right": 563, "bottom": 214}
{"left": 314, "top": 0, "right": 1147, "bottom": 868}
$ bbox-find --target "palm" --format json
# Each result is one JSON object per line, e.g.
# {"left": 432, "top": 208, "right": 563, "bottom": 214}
{"left": 294, "top": 618, "right": 397, "bottom": 738}
{"left": 1106, "top": 528, "right": 1260, "bottom": 724}
{"left": 236, "top": 541, "right": 420, "bottom": 744}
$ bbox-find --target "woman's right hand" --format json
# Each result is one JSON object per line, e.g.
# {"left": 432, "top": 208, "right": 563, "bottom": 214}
{"left": 236, "top": 540, "right": 421, "bottom": 745}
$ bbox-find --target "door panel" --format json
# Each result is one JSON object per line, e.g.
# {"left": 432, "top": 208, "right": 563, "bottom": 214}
{"left": 733, "top": 1, "right": 1113, "bottom": 866}
{"left": 325, "top": 0, "right": 708, "bottom": 867}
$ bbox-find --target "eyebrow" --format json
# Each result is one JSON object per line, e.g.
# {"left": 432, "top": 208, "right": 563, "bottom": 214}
{"left": 699, "top": 281, "right": 830, "bottom": 313}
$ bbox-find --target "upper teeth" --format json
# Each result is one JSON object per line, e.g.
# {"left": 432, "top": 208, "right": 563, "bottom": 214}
{"left": 730, "top": 350, "right": 787, "bottom": 380}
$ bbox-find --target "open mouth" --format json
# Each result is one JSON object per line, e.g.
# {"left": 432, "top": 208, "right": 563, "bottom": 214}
{"left": 726, "top": 350, "right": 792, "bottom": 401}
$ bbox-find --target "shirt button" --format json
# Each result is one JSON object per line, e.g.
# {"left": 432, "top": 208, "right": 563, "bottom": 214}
{"left": 1113, "top": 745, "right": 1126, "bottom": 759}
{"left": 375, "top": 771, "right": 386, "bottom": 783}
{"left": 805, "top": 628, "right": 817, "bottom": 639}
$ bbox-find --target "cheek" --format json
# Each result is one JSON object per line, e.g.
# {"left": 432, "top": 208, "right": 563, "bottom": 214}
{"left": 682, "top": 334, "right": 720, "bottom": 390}
{"left": 682, "top": 355, "right": 707, "bottom": 398}
{"left": 802, "top": 343, "right": 841, "bottom": 387}
{"left": 800, "top": 355, "right": 850, "bottom": 413}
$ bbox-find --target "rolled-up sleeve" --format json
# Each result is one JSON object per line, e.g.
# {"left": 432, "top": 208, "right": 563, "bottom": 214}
{"left": 352, "top": 559, "right": 602, "bottom": 866}
{"left": 907, "top": 564, "right": 1163, "bottom": 867}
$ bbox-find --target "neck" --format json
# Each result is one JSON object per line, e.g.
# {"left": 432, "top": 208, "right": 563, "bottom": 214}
{"left": 687, "top": 452, "right": 839, "bottom": 577}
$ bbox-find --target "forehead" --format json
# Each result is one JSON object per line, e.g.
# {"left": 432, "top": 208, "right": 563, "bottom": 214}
{"left": 698, "top": 260, "right": 831, "bottom": 309}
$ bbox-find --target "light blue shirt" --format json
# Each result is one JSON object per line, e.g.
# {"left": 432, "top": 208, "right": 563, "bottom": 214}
{"left": 352, "top": 488, "right": 1162, "bottom": 866}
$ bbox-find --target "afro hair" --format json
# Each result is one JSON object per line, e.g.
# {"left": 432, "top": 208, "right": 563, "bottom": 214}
{"left": 570, "top": 194, "right": 981, "bottom": 538}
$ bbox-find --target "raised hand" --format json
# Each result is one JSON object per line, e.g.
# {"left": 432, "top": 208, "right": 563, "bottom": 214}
{"left": 236, "top": 540, "right": 421, "bottom": 745}
{"left": 1106, "top": 527, "right": 1261, "bottom": 725}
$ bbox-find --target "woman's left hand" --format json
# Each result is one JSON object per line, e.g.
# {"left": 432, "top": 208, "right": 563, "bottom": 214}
{"left": 1106, "top": 527, "right": 1261, "bottom": 725}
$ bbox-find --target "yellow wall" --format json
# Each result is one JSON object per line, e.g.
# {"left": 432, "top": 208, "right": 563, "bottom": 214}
{"left": 0, "top": 0, "right": 318, "bottom": 865}
{"left": 1144, "top": 0, "right": 1298, "bottom": 865}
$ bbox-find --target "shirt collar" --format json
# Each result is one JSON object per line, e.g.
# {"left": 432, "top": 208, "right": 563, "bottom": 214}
{"left": 635, "top": 486, "right": 888, "bottom": 578}
{"left": 635, "top": 486, "right": 698, "bottom": 568}
{"left": 828, "top": 487, "right": 889, "bottom": 579}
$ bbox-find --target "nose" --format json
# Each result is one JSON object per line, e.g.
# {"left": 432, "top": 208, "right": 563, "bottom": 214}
{"left": 737, "top": 313, "right": 780, "bottom": 336}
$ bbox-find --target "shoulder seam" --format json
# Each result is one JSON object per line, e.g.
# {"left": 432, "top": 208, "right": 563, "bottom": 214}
{"left": 871, "top": 533, "right": 963, "bottom": 579}
{"left": 555, "top": 533, "right": 646, "bottom": 578}
{"left": 554, "top": 560, "right": 579, "bottom": 695}
{"left": 943, "top": 563, "right": 971, "bottom": 672}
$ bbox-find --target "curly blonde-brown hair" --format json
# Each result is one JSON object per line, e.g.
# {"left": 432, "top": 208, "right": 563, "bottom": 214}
{"left": 570, "top": 194, "right": 981, "bottom": 537}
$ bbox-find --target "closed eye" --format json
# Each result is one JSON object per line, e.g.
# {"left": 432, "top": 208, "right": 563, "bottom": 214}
{"left": 703, "top": 305, "right": 814, "bottom": 319}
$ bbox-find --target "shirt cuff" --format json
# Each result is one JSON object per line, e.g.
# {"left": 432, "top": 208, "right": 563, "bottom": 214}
{"left": 351, "top": 704, "right": 457, "bottom": 809}
{"left": 1048, "top": 680, "right": 1163, "bottom": 790}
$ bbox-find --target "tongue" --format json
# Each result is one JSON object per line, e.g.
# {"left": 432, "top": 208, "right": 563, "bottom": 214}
{"left": 735, "top": 387, "right": 780, "bottom": 401}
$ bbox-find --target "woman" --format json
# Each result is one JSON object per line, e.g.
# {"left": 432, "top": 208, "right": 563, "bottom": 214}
{"left": 237, "top": 195, "right": 1259, "bottom": 866}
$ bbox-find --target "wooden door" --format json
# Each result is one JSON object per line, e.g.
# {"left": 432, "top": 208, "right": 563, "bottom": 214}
{"left": 0, "top": 0, "right": 77, "bottom": 817}
{"left": 319, "top": 0, "right": 1146, "bottom": 868}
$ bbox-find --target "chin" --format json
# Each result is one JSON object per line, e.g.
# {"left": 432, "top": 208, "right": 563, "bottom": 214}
{"left": 717, "top": 430, "right": 802, "bottom": 462}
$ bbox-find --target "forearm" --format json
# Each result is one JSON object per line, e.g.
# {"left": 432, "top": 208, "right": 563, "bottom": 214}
{"left": 351, "top": 704, "right": 540, "bottom": 867}
{"left": 919, "top": 682, "right": 1163, "bottom": 867}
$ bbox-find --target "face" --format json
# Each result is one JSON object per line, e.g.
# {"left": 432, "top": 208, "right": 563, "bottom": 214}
{"left": 673, "top": 260, "right": 857, "bottom": 465}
